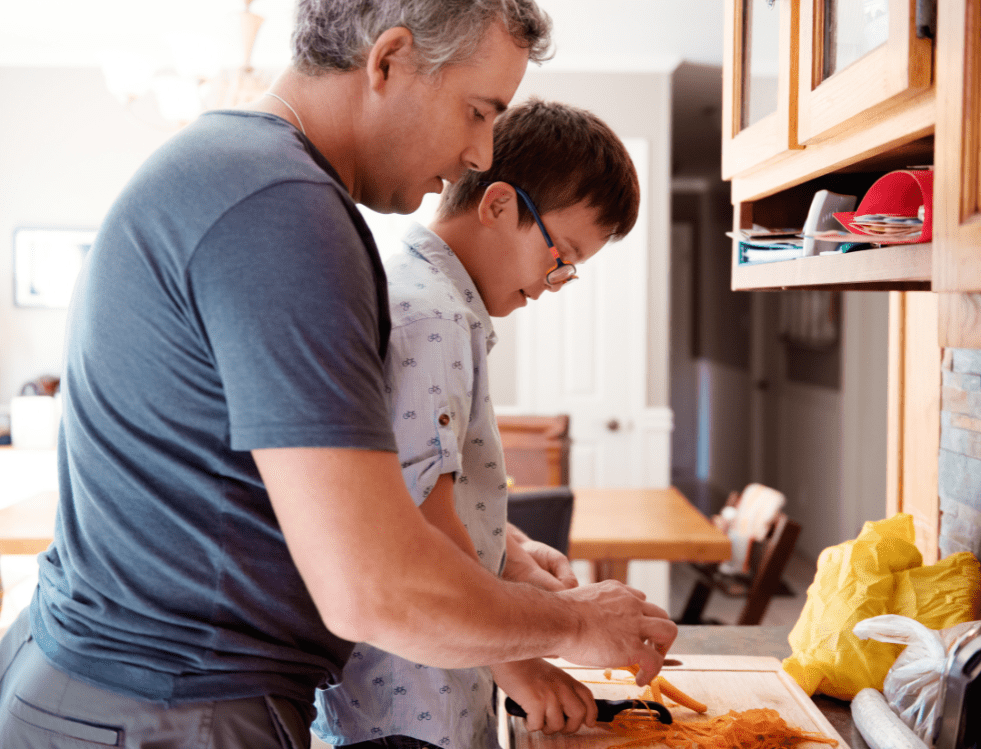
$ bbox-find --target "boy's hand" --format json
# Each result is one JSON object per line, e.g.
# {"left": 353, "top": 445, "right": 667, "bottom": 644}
{"left": 504, "top": 525, "right": 578, "bottom": 591}
{"left": 521, "top": 539, "right": 579, "bottom": 589}
{"left": 492, "top": 658, "right": 598, "bottom": 734}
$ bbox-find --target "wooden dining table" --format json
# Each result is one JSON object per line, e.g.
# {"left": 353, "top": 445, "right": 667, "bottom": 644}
{"left": 0, "top": 490, "right": 58, "bottom": 555}
{"left": 1, "top": 487, "right": 731, "bottom": 583}
{"left": 568, "top": 486, "right": 731, "bottom": 584}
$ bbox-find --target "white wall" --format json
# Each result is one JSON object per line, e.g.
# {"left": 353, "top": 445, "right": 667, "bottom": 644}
{"left": 0, "top": 1, "right": 727, "bottom": 71}
{"left": 0, "top": 68, "right": 173, "bottom": 410}
{"left": 776, "top": 292, "right": 890, "bottom": 559}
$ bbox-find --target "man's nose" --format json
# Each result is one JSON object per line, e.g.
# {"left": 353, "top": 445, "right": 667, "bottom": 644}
{"left": 463, "top": 128, "right": 494, "bottom": 172}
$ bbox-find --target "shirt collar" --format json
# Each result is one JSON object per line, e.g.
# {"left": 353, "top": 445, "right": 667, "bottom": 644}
{"left": 400, "top": 222, "right": 497, "bottom": 350}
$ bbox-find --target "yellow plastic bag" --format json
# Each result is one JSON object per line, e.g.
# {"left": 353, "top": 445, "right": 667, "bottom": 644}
{"left": 782, "top": 514, "right": 980, "bottom": 701}
{"left": 783, "top": 514, "right": 921, "bottom": 700}
{"left": 892, "top": 551, "right": 981, "bottom": 628}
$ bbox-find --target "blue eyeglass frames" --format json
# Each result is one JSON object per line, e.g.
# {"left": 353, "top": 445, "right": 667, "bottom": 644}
{"left": 479, "top": 182, "right": 578, "bottom": 288}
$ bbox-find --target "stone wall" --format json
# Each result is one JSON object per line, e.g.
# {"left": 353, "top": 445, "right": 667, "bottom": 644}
{"left": 939, "top": 349, "right": 981, "bottom": 558}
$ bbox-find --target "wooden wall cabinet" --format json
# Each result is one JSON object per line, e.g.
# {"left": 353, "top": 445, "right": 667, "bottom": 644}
{"left": 722, "top": 0, "right": 980, "bottom": 295}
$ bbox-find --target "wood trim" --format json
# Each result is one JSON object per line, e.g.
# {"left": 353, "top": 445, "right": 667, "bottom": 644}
{"left": 933, "top": 0, "right": 981, "bottom": 291}
{"left": 886, "top": 292, "right": 941, "bottom": 563}
{"left": 939, "top": 292, "right": 981, "bottom": 347}
{"left": 731, "top": 90, "right": 935, "bottom": 204}
{"left": 797, "top": 0, "right": 933, "bottom": 144}
{"left": 886, "top": 291, "right": 905, "bottom": 517}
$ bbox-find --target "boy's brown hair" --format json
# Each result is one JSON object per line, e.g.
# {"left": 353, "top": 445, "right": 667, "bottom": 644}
{"left": 437, "top": 98, "right": 640, "bottom": 240}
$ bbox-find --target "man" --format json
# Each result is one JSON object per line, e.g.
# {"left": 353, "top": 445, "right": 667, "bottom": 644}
{"left": 0, "top": 2, "right": 676, "bottom": 746}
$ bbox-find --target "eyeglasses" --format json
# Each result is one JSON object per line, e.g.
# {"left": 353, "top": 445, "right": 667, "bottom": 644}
{"left": 480, "top": 182, "right": 578, "bottom": 288}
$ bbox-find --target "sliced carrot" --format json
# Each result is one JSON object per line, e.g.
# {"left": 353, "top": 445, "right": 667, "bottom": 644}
{"left": 623, "top": 664, "right": 706, "bottom": 713}
{"left": 657, "top": 675, "right": 708, "bottom": 714}
{"left": 608, "top": 707, "right": 838, "bottom": 749}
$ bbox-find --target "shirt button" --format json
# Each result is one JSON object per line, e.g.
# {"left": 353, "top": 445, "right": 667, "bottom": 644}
{"left": 438, "top": 414, "right": 450, "bottom": 426}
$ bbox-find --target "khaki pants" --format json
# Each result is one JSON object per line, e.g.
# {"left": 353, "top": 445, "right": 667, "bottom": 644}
{"left": 0, "top": 607, "right": 313, "bottom": 748}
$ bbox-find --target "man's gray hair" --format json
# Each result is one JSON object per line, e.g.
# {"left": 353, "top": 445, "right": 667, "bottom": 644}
{"left": 292, "top": 0, "right": 553, "bottom": 76}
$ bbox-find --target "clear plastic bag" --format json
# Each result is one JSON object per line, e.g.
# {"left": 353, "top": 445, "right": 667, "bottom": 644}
{"left": 853, "top": 614, "right": 980, "bottom": 744}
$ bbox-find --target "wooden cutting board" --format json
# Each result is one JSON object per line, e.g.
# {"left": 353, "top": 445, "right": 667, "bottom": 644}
{"left": 501, "top": 655, "right": 849, "bottom": 749}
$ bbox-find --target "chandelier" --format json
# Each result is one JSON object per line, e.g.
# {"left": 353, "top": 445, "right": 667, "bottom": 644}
{"left": 101, "top": 0, "right": 273, "bottom": 125}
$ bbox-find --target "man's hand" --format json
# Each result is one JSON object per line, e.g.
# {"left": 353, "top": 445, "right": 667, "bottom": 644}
{"left": 504, "top": 524, "right": 578, "bottom": 591}
{"left": 556, "top": 580, "right": 677, "bottom": 687}
{"left": 492, "top": 659, "right": 598, "bottom": 735}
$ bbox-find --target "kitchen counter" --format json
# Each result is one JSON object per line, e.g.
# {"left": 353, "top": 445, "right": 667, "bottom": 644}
{"left": 674, "top": 625, "right": 868, "bottom": 749}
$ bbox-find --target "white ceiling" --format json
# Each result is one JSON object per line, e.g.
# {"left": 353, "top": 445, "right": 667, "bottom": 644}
{"left": 0, "top": 0, "right": 726, "bottom": 72}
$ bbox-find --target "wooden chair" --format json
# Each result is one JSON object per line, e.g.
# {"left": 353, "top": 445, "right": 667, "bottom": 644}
{"left": 677, "top": 511, "right": 801, "bottom": 625}
{"left": 506, "top": 487, "right": 575, "bottom": 555}
{"left": 496, "top": 415, "right": 570, "bottom": 487}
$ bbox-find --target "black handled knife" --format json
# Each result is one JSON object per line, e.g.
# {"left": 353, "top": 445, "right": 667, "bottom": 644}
{"left": 504, "top": 696, "right": 673, "bottom": 724}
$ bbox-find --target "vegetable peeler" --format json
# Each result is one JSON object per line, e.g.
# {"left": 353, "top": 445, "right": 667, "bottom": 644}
{"left": 505, "top": 696, "right": 673, "bottom": 725}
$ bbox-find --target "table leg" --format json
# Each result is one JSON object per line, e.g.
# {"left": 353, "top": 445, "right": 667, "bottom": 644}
{"left": 592, "top": 559, "right": 629, "bottom": 583}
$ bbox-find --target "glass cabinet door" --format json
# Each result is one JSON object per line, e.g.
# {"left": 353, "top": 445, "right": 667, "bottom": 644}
{"left": 742, "top": 0, "right": 781, "bottom": 129}
{"left": 722, "top": 0, "right": 802, "bottom": 179}
{"left": 797, "top": 0, "right": 932, "bottom": 144}
{"left": 824, "top": 0, "right": 890, "bottom": 77}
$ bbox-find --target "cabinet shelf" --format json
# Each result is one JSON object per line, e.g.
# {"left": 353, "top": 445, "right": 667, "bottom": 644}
{"left": 731, "top": 244, "right": 932, "bottom": 291}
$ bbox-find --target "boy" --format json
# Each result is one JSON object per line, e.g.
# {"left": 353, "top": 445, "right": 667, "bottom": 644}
{"left": 314, "top": 98, "right": 641, "bottom": 749}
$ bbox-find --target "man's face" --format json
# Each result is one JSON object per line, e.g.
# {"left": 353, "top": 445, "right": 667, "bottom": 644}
{"left": 365, "top": 23, "right": 529, "bottom": 214}
{"left": 474, "top": 200, "right": 612, "bottom": 318}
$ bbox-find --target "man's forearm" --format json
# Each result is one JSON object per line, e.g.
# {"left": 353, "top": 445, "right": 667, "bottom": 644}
{"left": 255, "top": 446, "right": 675, "bottom": 683}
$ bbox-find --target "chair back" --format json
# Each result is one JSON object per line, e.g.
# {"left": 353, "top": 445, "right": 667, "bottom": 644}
{"left": 506, "top": 487, "right": 575, "bottom": 555}
{"left": 737, "top": 511, "right": 801, "bottom": 624}
{"left": 497, "top": 415, "right": 570, "bottom": 487}
{"left": 721, "top": 483, "right": 785, "bottom": 574}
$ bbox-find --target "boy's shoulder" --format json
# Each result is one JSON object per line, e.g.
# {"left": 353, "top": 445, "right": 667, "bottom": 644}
{"left": 385, "top": 251, "right": 470, "bottom": 326}
{"left": 384, "top": 228, "right": 486, "bottom": 333}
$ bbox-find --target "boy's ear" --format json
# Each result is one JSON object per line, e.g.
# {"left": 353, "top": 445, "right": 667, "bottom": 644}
{"left": 476, "top": 182, "right": 518, "bottom": 228}
{"left": 366, "top": 27, "right": 415, "bottom": 91}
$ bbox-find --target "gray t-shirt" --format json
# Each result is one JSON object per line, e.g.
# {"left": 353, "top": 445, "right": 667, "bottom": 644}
{"left": 32, "top": 111, "right": 397, "bottom": 707}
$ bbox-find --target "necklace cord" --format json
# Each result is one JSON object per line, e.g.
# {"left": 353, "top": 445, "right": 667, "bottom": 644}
{"left": 263, "top": 92, "right": 307, "bottom": 136}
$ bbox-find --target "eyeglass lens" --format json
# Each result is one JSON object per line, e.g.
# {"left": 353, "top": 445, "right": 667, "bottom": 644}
{"left": 546, "top": 263, "right": 577, "bottom": 286}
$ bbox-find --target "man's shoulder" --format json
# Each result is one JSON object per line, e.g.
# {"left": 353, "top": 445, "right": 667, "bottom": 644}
{"left": 143, "top": 112, "right": 345, "bottom": 208}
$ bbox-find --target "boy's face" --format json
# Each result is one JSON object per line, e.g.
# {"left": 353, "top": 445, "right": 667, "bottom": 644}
{"left": 477, "top": 199, "right": 612, "bottom": 318}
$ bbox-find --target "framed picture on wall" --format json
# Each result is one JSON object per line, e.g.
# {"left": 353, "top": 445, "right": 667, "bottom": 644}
{"left": 13, "top": 227, "right": 96, "bottom": 309}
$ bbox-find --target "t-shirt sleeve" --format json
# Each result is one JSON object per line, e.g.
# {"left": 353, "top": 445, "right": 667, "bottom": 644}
{"left": 385, "top": 316, "right": 474, "bottom": 505}
{"left": 188, "top": 180, "right": 397, "bottom": 452}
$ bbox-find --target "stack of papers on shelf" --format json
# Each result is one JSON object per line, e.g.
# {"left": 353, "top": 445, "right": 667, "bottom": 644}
{"left": 727, "top": 226, "right": 801, "bottom": 241}
{"left": 738, "top": 239, "right": 805, "bottom": 264}
{"left": 728, "top": 225, "right": 805, "bottom": 264}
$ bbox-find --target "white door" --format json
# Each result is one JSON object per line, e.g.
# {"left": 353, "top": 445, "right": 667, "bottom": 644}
{"left": 509, "top": 139, "right": 674, "bottom": 605}
{"left": 513, "top": 139, "right": 670, "bottom": 486}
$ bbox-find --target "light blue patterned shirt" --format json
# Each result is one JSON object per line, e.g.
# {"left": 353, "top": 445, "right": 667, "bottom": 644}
{"left": 313, "top": 223, "right": 509, "bottom": 749}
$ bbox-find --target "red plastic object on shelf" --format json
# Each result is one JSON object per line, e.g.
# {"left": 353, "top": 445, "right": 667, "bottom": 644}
{"left": 833, "top": 169, "right": 934, "bottom": 244}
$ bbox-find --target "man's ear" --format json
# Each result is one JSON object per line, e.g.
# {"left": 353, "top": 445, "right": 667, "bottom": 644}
{"left": 366, "top": 26, "right": 415, "bottom": 91}
{"left": 477, "top": 182, "right": 517, "bottom": 228}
